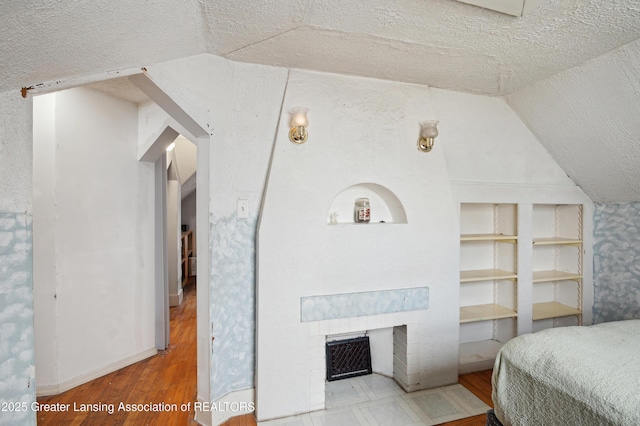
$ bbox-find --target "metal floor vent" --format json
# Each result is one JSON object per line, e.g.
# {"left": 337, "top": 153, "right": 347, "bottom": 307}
{"left": 326, "top": 336, "right": 372, "bottom": 382}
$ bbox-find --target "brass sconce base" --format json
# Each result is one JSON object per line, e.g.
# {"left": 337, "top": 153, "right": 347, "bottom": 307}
{"left": 418, "top": 137, "right": 434, "bottom": 152}
{"left": 289, "top": 126, "right": 308, "bottom": 144}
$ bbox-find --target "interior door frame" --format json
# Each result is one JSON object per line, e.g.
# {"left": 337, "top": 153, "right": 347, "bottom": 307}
{"left": 130, "top": 72, "right": 212, "bottom": 406}
{"left": 154, "top": 153, "right": 170, "bottom": 349}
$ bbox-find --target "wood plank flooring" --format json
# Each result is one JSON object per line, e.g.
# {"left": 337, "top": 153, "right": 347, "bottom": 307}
{"left": 36, "top": 279, "right": 199, "bottom": 426}
{"left": 36, "top": 277, "right": 494, "bottom": 426}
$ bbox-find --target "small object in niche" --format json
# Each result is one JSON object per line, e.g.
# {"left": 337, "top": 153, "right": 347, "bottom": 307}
{"left": 181, "top": 225, "right": 188, "bottom": 232}
{"left": 354, "top": 198, "right": 370, "bottom": 223}
{"left": 329, "top": 212, "right": 339, "bottom": 224}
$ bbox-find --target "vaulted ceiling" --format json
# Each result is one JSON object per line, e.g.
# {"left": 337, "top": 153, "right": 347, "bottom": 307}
{"left": 3, "top": 0, "right": 639, "bottom": 95}
{"left": 2, "top": 0, "right": 640, "bottom": 201}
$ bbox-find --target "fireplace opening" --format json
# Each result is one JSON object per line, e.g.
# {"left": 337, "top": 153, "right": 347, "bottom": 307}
{"left": 325, "top": 336, "right": 372, "bottom": 381}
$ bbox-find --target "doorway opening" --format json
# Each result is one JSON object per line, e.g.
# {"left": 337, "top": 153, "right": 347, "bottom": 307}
{"left": 166, "top": 135, "right": 197, "bottom": 310}
{"left": 31, "top": 74, "right": 210, "bottom": 408}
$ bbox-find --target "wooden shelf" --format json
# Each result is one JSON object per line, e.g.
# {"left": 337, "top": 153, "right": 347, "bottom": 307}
{"left": 532, "top": 237, "right": 582, "bottom": 246}
{"left": 460, "top": 269, "right": 517, "bottom": 282}
{"left": 533, "top": 302, "right": 581, "bottom": 320}
{"left": 460, "top": 304, "right": 517, "bottom": 323}
{"left": 461, "top": 234, "right": 517, "bottom": 243}
{"left": 328, "top": 222, "right": 403, "bottom": 226}
{"left": 532, "top": 270, "right": 582, "bottom": 283}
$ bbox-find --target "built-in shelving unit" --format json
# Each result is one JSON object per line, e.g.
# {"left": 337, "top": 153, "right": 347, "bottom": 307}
{"left": 454, "top": 185, "right": 592, "bottom": 375}
{"left": 181, "top": 230, "right": 193, "bottom": 287}
{"left": 531, "top": 204, "right": 583, "bottom": 331}
{"left": 459, "top": 203, "right": 518, "bottom": 373}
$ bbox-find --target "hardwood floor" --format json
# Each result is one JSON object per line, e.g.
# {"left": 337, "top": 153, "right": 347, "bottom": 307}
{"left": 223, "top": 369, "right": 494, "bottom": 426}
{"left": 441, "top": 369, "right": 494, "bottom": 426}
{"left": 36, "top": 279, "right": 494, "bottom": 426}
{"left": 36, "top": 279, "right": 199, "bottom": 426}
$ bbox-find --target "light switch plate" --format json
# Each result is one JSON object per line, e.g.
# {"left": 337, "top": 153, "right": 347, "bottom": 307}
{"left": 238, "top": 199, "right": 249, "bottom": 218}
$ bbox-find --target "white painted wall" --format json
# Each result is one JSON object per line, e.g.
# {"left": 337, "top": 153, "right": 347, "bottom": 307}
{"left": 32, "top": 87, "right": 156, "bottom": 393}
{"left": 432, "top": 88, "right": 576, "bottom": 187}
{"left": 32, "top": 93, "right": 58, "bottom": 388}
{"left": 167, "top": 163, "right": 182, "bottom": 307}
{"left": 367, "top": 328, "right": 393, "bottom": 377}
{"left": 141, "top": 53, "right": 589, "bottom": 425}
{"left": 137, "top": 101, "right": 177, "bottom": 161}
{"left": 174, "top": 135, "right": 197, "bottom": 185}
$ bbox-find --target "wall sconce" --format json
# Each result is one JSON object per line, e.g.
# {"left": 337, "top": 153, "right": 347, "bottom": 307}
{"left": 418, "top": 120, "right": 439, "bottom": 152}
{"left": 289, "top": 107, "right": 309, "bottom": 144}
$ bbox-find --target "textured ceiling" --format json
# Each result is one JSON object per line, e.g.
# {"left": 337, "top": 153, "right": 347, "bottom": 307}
{"left": 507, "top": 38, "right": 640, "bottom": 203}
{"left": 1, "top": 0, "right": 639, "bottom": 96}
{"left": 0, "top": 0, "right": 206, "bottom": 95}
{"left": 219, "top": 0, "right": 640, "bottom": 95}
{"left": 2, "top": 0, "right": 640, "bottom": 201}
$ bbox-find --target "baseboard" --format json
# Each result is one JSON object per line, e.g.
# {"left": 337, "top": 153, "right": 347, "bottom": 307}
{"left": 194, "top": 398, "right": 212, "bottom": 426}
{"left": 36, "top": 383, "right": 61, "bottom": 397}
{"left": 170, "top": 288, "right": 184, "bottom": 307}
{"left": 194, "top": 388, "right": 255, "bottom": 426}
{"left": 36, "top": 347, "right": 158, "bottom": 397}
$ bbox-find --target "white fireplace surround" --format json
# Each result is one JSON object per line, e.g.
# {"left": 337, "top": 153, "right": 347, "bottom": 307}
{"left": 256, "top": 70, "right": 460, "bottom": 422}
{"left": 302, "top": 287, "right": 430, "bottom": 400}
{"left": 311, "top": 310, "right": 429, "bottom": 405}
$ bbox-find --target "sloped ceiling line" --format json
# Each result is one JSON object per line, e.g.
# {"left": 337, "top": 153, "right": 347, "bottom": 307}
{"left": 223, "top": 26, "right": 305, "bottom": 56}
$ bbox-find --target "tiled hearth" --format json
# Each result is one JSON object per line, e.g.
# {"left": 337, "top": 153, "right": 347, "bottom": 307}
{"left": 257, "top": 373, "right": 489, "bottom": 425}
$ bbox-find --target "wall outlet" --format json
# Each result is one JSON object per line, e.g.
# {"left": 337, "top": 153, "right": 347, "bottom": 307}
{"left": 238, "top": 199, "right": 249, "bottom": 218}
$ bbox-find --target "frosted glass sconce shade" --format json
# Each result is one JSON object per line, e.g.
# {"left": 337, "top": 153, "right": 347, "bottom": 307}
{"left": 289, "top": 107, "right": 309, "bottom": 144}
{"left": 418, "top": 120, "right": 439, "bottom": 152}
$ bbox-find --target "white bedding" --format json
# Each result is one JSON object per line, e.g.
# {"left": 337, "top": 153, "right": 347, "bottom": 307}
{"left": 492, "top": 320, "right": 640, "bottom": 426}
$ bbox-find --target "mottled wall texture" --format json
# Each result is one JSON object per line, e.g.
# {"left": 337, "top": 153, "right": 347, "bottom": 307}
{"left": 0, "top": 213, "right": 36, "bottom": 425}
{"left": 209, "top": 215, "right": 257, "bottom": 398}
{"left": 593, "top": 203, "right": 640, "bottom": 323}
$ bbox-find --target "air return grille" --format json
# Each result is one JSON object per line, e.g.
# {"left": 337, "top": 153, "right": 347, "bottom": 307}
{"left": 325, "top": 336, "right": 372, "bottom": 381}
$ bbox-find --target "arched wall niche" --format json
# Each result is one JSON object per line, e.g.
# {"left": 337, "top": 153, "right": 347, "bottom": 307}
{"left": 327, "top": 182, "right": 408, "bottom": 224}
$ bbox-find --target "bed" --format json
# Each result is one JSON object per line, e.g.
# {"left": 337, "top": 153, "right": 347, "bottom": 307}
{"left": 489, "top": 319, "right": 640, "bottom": 426}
